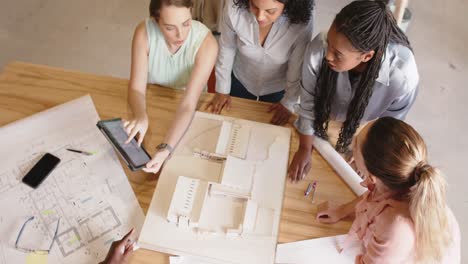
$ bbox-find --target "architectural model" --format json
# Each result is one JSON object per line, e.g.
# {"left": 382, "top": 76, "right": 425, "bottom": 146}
{"left": 139, "top": 112, "right": 291, "bottom": 264}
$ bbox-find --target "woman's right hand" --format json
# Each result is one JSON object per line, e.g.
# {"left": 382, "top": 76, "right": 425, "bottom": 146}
{"left": 205, "top": 93, "right": 231, "bottom": 114}
{"left": 123, "top": 115, "right": 149, "bottom": 146}
{"left": 100, "top": 228, "right": 136, "bottom": 264}
{"left": 287, "top": 147, "right": 313, "bottom": 183}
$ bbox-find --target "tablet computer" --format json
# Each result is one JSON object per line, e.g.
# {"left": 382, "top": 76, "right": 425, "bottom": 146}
{"left": 97, "top": 118, "right": 151, "bottom": 171}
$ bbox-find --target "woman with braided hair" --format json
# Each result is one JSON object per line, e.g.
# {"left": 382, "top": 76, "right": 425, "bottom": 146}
{"left": 317, "top": 117, "right": 460, "bottom": 263}
{"left": 288, "top": 0, "right": 419, "bottom": 182}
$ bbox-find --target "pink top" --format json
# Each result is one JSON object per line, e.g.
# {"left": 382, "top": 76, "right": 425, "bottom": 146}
{"left": 345, "top": 189, "right": 460, "bottom": 264}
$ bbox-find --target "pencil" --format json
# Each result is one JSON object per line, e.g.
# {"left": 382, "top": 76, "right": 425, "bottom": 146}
{"left": 66, "top": 148, "right": 94, "bottom": 156}
{"left": 310, "top": 181, "right": 317, "bottom": 203}
{"left": 304, "top": 183, "right": 313, "bottom": 196}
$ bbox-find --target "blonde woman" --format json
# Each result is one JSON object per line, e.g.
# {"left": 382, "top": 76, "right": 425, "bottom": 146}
{"left": 317, "top": 117, "right": 460, "bottom": 263}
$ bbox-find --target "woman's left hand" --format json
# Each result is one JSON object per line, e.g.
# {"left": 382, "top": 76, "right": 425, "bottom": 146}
{"left": 143, "top": 149, "right": 171, "bottom": 174}
{"left": 268, "top": 103, "right": 292, "bottom": 125}
{"left": 316, "top": 202, "right": 345, "bottom": 224}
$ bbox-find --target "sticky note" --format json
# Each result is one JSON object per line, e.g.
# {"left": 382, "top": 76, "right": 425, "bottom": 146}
{"left": 26, "top": 252, "right": 48, "bottom": 264}
{"left": 69, "top": 235, "right": 80, "bottom": 244}
{"left": 41, "top": 210, "right": 54, "bottom": 216}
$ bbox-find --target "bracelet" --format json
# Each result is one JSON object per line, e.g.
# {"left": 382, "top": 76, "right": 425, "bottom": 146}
{"left": 156, "top": 143, "right": 174, "bottom": 153}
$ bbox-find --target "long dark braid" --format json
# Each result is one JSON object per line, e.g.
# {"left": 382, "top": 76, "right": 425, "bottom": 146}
{"left": 312, "top": 0, "right": 412, "bottom": 153}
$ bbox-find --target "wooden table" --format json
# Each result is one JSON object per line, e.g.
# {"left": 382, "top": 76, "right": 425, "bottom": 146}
{"left": 0, "top": 62, "right": 356, "bottom": 263}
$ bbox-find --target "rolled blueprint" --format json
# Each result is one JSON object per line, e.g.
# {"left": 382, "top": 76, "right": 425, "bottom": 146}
{"left": 313, "top": 138, "right": 367, "bottom": 196}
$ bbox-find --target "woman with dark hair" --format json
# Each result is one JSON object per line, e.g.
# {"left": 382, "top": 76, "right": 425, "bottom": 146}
{"left": 125, "top": 0, "right": 218, "bottom": 174}
{"left": 206, "top": 0, "right": 314, "bottom": 125}
{"left": 288, "top": 0, "right": 419, "bottom": 182}
{"left": 317, "top": 117, "right": 460, "bottom": 263}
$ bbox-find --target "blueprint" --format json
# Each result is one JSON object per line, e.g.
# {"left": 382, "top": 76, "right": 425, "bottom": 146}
{"left": 0, "top": 96, "right": 145, "bottom": 264}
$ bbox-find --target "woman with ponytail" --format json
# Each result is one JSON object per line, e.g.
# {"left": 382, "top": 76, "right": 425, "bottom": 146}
{"left": 289, "top": 0, "right": 419, "bottom": 182}
{"left": 317, "top": 117, "right": 460, "bottom": 263}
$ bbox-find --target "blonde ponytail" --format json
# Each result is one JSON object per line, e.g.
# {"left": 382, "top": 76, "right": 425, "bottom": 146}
{"left": 361, "top": 117, "right": 454, "bottom": 263}
{"left": 409, "top": 162, "right": 451, "bottom": 263}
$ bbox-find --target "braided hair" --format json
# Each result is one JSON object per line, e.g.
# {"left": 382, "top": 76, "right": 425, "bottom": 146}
{"left": 313, "top": 0, "right": 412, "bottom": 153}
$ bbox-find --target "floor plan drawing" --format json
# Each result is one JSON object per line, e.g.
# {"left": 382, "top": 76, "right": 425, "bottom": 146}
{"left": 0, "top": 96, "right": 145, "bottom": 264}
{"left": 139, "top": 112, "right": 291, "bottom": 264}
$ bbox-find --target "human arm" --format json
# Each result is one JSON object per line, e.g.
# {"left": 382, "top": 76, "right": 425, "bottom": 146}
{"left": 381, "top": 83, "right": 418, "bottom": 120}
{"left": 393, "top": 0, "right": 409, "bottom": 26}
{"left": 381, "top": 47, "right": 418, "bottom": 120}
{"left": 287, "top": 133, "right": 314, "bottom": 183}
{"left": 124, "top": 21, "right": 150, "bottom": 146}
{"left": 288, "top": 35, "right": 324, "bottom": 182}
{"left": 355, "top": 209, "right": 415, "bottom": 263}
{"left": 206, "top": 2, "right": 237, "bottom": 114}
{"left": 99, "top": 228, "right": 136, "bottom": 264}
{"left": 316, "top": 196, "right": 362, "bottom": 224}
{"left": 271, "top": 15, "right": 314, "bottom": 125}
{"left": 144, "top": 32, "right": 219, "bottom": 173}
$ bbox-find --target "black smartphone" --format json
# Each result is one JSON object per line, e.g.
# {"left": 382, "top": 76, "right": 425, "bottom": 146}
{"left": 22, "top": 153, "right": 61, "bottom": 188}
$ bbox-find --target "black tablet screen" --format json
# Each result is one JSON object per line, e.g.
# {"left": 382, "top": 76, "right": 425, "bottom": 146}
{"left": 100, "top": 119, "right": 151, "bottom": 168}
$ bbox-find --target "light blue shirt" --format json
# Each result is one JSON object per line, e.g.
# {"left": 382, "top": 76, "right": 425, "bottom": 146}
{"left": 295, "top": 33, "right": 419, "bottom": 135}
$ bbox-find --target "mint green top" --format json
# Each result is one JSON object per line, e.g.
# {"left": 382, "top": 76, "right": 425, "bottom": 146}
{"left": 145, "top": 18, "right": 210, "bottom": 89}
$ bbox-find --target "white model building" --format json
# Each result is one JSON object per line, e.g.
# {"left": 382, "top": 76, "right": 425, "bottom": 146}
{"left": 139, "top": 113, "right": 290, "bottom": 264}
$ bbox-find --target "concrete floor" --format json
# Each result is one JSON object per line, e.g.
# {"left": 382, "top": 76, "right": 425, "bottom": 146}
{"left": 1, "top": 0, "right": 467, "bottom": 261}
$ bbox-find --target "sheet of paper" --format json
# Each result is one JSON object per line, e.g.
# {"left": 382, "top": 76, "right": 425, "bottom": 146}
{"left": 313, "top": 138, "right": 367, "bottom": 195}
{"left": 275, "top": 235, "right": 362, "bottom": 264}
{"left": 0, "top": 95, "right": 145, "bottom": 264}
{"left": 170, "top": 256, "right": 219, "bottom": 264}
{"left": 172, "top": 234, "right": 362, "bottom": 264}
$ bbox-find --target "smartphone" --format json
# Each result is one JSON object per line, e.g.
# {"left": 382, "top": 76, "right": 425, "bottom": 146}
{"left": 22, "top": 153, "right": 61, "bottom": 188}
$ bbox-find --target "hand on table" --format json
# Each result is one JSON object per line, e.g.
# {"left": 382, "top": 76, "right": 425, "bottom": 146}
{"left": 123, "top": 116, "right": 149, "bottom": 146}
{"left": 100, "top": 228, "right": 136, "bottom": 264}
{"left": 287, "top": 147, "right": 312, "bottom": 183}
{"left": 205, "top": 93, "right": 231, "bottom": 114}
{"left": 143, "top": 149, "right": 171, "bottom": 174}
{"left": 316, "top": 201, "right": 344, "bottom": 224}
{"left": 268, "top": 103, "right": 292, "bottom": 126}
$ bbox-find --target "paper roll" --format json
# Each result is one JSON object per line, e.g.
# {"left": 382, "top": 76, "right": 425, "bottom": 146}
{"left": 313, "top": 138, "right": 367, "bottom": 196}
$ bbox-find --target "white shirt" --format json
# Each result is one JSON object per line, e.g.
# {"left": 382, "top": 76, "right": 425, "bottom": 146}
{"left": 215, "top": 0, "right": 314, "bottom": 111}
{"left": 295, "top": 33, "right": 419, "bottom": 135}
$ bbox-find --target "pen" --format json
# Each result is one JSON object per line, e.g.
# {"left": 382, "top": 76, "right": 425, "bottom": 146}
{"left": 66, "top": 148, "right": 95, "bottom": 156}
{"left": 304, "top": 182, "right": 313, "bottom": 196}
{"left": 310, "top": 181, "right": 318, "bottom": 203}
